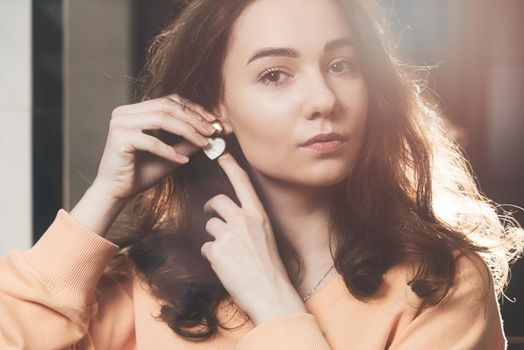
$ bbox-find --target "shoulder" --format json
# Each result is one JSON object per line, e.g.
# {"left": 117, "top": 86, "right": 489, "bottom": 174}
{"left": 84, "top": 262, "right": 135, "bottom": 348}
{"left": 382, "top": 251, "right": 494, "bottom": 309}
{"left": 449, "top": 251, "right": 493, "bottom": 302}
{"left": 384, "top": 253, "right": 506, "bottom": 349}
{"left": 92, "top": 256, "right": 135, "bottom": 324}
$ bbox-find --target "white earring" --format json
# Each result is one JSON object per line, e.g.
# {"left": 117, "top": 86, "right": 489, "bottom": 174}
{"left": 203, "top": 121, "right": 226, "bottom": 160}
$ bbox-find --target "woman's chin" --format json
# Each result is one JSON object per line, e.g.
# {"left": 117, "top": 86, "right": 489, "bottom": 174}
{"left": 298, "top": 168, "right": 350, "bottom": 187}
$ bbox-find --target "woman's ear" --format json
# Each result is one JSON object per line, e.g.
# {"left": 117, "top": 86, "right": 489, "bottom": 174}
{"left": 212, "top": 105, "right": 234, "bottom": 136}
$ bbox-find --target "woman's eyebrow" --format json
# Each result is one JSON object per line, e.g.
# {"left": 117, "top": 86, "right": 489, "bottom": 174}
{"left": 246, "top": 36, "right": 354, "bottom": 66}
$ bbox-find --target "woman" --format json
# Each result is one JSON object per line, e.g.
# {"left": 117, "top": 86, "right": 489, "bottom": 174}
{"left": 1, "top": 0, "right": 522, "bottom": 348}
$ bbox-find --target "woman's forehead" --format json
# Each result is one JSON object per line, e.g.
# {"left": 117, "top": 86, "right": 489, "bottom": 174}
{"left": 228, "top": 0, "right": 352, "bottom": 58}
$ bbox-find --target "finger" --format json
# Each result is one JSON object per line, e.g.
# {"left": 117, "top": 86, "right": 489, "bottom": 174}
{"left": 171, "top": 139, "right": 201, "bottom": 158}
{"left": 121, "top": 129, "right": 190, "bottom": 164}
{"left": 113, "top": 112, "right": 211, "bottom": 148}
{"left": 129, "top": 106, "right": 217, "bottom": 137}
{"left": 204, "top": 217, "right": 227, "bottom": 239}
{"left": 169, "top": 107, "right": 218, "bottom": 137}
{"left": 167, "top": 94, "right": 218, "bottom": 122}
{"left": 203, "top": 194, "right": 241, "bottom": 224}
{"left": 216, "top": 152, "right": 264, "bottom": 213}
{"left": 112, "top": 96, "right": 221, "bottom": 138}
{"left": 113, "top": 95, "right": 217, "bottom": 123}
{"left": 201, "top": 241, "right": 215, "bottom": 261}
{"left": 136, "top": 102, "right": 218, "bottom": 137}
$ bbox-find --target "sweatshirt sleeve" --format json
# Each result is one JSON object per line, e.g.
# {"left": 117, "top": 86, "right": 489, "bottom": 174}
{"left": 235, "top": 312, "right": 331, "bottom": 350}
{"left": 388, "top": 254, "right": 507, "bottom": 350}
{"left": 0, "top": 209, "right": 120, "bottom": 350}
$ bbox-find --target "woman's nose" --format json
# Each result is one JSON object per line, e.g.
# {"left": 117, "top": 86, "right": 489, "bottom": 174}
{"left": 302, "top": 70, "right": 337, "bottom": 120}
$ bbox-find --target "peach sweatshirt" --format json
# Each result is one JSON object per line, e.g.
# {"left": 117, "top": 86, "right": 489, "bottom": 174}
{"left": 0, "top": 209, "right": 507, "bottom": 349}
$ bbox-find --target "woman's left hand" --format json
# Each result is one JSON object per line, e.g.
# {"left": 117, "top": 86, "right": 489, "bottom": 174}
{"left": 201, "top": 152, "right": 307, "bottom": 325}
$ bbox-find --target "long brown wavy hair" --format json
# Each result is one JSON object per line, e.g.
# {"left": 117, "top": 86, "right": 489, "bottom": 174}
{"left": 105, "top": 0, "right": 524, "bottom": 341}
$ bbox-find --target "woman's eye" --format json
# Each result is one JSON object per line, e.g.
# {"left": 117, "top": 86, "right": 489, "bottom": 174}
{"left": 258, "top": 69, "right": 291, "bottom": 86}
{"left": 257, "top": 60, "right": 352, "bottom": 86}
{"left": 329, "top": 59, "right": 353, "bottom": 74}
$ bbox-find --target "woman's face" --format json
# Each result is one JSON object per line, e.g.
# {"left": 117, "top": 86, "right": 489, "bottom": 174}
{"left": 219, "top": 0, "right": 369, "bottom": 187}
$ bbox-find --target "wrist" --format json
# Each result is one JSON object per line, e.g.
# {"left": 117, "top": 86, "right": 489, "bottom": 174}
{"left": 89, "top": 180, "right": 130, "bottom": 209}
{"left": 249, "top": 285, "right": 308, "bottom": 326}
{"left": 70, "top": 183, "right": 129, "bottom": 237}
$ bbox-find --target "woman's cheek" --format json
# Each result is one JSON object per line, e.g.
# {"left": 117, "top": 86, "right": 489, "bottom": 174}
{"left": 243, "top": 95, "right": 297, "bottom": 134}
{"left": 231, "top": 106, "right": 295, "bottom": 172}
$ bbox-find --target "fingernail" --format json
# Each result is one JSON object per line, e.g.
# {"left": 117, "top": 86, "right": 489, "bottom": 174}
{"left": 205, "top": 112, "right": 218, "bottom": 121}
{"left": 204, "top": 122, "right": 216, "bottom": 133}
{"left": 211, "top": 121, "right": 223, "bottom": 133}
{"left": 200, "top": 112, "right": 215, "bottom": 122}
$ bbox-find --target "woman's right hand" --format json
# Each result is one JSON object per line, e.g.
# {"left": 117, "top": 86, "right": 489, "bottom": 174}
{"left": 92, "top": 94, "right": 220, "bottom": 202}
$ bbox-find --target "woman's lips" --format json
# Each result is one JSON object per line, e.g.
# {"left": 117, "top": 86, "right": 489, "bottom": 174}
{"left": 300, "top": 140, "right": 345, "bottom": 153}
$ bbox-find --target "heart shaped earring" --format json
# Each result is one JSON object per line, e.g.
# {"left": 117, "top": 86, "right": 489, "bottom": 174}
{"left": 203, "top": 121, "right": 226, "bottom": 160}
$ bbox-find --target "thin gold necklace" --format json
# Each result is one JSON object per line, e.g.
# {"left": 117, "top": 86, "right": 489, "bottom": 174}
{"left": 302, "top": 264, "right": 335, "bottom": 302}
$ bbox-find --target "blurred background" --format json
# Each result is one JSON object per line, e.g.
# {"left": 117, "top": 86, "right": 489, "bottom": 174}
{"left": 1, "top": 0, "right": 523, "bottom": 346}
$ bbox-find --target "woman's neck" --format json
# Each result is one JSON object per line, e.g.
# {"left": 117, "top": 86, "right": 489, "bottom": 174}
{"left": 249, "top": 170, "right": 339, "bottom": 267}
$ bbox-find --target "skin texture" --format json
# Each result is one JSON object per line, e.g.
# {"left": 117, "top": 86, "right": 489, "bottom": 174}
{"left": 213, "top": 0, "right": 369, "bottom": 287}
{"left": 202, "top": 152, "right": 308, "bottom": 326}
